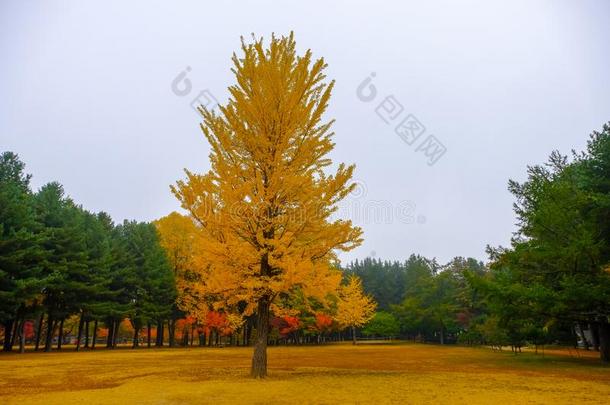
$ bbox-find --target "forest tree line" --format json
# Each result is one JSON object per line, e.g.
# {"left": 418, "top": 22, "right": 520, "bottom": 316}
{"left": 0, "top": 150, "right": 375, "bottom": 352}
{"left": 1, "top": 124, "right": 610, "bottom": 361}
{"left": 0, "top": 151, "right": 177, "bottom": 352}
{"left": 347, "top": 123, "right": 610, "bottom": 362}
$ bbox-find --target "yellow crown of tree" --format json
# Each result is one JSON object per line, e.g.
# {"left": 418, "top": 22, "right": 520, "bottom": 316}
{"left": 171, "top": 32, "right": 363, "bottom": 378}
{"left": 335, "top": 275, "right": 376, "bottom": 345}
{"left": 155, "top": 212, "right": 210, "bottom": 321}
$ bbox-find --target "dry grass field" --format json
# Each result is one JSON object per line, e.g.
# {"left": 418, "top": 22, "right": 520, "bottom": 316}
{"left": 1, "top": 342, "right": 609, "bottom": 404}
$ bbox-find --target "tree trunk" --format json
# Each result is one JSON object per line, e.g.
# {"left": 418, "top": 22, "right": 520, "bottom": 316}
{"left": 112, "top": 319, "right": 119, "bottom": 348}
{"left": 132, "top": 327, "right": 140, "bottom": 348}
{"left": 440, "top": 324, "right": 445, "bottom": 345}
{"left": 84, "top": 320, "right": 90, "bottom": 348}
{"left": 76, "top": 312, "right": 85, "bottom": 351}
{"left": 10, "top": 318, "right": 19, "bottom": 348}
{"left": 168, "top": 319, "right": 176, "bottom": 347}
{"left": 599, "top": 322, "right": 610, "bottom": 363}
{"left": 182, "top": 329, "right": 189, "bottom": 346}
{"left": 34, "top": 313, "right": 44, "bottom": 351}
{"left": 155, "top": 320, "right": 163, "bottom": 347}
{"left": 91, "top": 320, "right": 98, "bottom": 349}
{"left": 147, "top": 322, "right": 151, "bottom": 348}
{"left": 19, "top": 319, "right": 26, "bottom": 353}
{"left": 2, "top": 319, "right": 14, "bottom": 352}
{"left": 577, "top": 322, "right": 589, "bottom": 349}
{"left": 251, "top": 297, "right": 270, "bottom": 378}
{"left": 190, "top": 325, "right": 195, "bottom": 346}
{"left": 57, "top": 318, "right": 64, "bottom": 350}
{"left": 591, "top": 322, "right": 600, "bottom": 351}
{"left": 352, "top": 326, "right": 357, "bottom": 345}
{"left": 106, "top": 319, "right": 114, "bottom": 348}
{"left": 44, "top": 315, "right": 54, "bottom": 352}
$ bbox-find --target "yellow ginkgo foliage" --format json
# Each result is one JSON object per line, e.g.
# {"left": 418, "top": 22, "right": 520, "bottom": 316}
{"left": 171, "top": 32, "right": 362, "bottom": 378}
{"left": 335, "top": 275, "right": 377, "bottom": 345}
{"left": 154, "top": 212, "right": 209, "bottom": 321}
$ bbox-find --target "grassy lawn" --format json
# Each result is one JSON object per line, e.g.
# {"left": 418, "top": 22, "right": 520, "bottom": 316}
{"left": 1, "top": 342, "right": 609, "bottom": 404}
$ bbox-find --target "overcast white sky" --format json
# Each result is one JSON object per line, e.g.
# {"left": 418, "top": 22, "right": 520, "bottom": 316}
{"left": 1, "top": 0, "right": 609, "bottom": 265}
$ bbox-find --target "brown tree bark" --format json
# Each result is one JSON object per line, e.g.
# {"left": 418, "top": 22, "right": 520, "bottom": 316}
{"left": 10, "top": 318, "right": 19, "bottom": 348}
{"left": 34, "top": 313, "right": 44, "bottom": 351}
{"left": 591, "top": 322, "right": 600, "bottom": 351}
{"left": 251, "top": 296, "right": 270, "bottom": 378}
{"left": 112, "top": 319, "right": 119, "bottom": 348}
{"left": 182, "top": 328, "right": 189, "bottom": 346}
{"left": 147, "top": 322, "right": 151, "bottom": 348}
{"left": 168, "top": 319, "right": 176, "bottom": 347}
{"left": 84, "top": 320, "right": 90, "bottom": 348}
{"left": 599, "top": 322, "right": 610, "bottom": 363}
{"left": 91, "top": 320, "right": 98, "bottom": 349}
{"left": 44, "top": 314, "right": 54, "bottom": 352}
{"left": 19, "top": 318, "right": 26, "bottom": 353}
{"left": 132, "top": 326, "right": 140, "bottom": 348}
{"left": 76, "top": 312, "right": 85, "bottom": 351}
{"left": 106, "top": 319, "right": 114, "bottom": 348}
{"left": 56, "top": 318, "right": 64, "bottom": 350}
{"left": 155, "top": 321, "right": 164, "bottom": 347}
{"left": 577, "top": 322, "right": 589, "bottom": 350}
{"left": 352, "top": 326, "right": 356, "bottom": 345}
{"left": 2, "top": 319, "right": 14, "bottom": 352}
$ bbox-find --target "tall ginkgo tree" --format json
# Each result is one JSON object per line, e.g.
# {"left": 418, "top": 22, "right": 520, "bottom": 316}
{"left": 172, "top": 33, "right": 363, "bottom": 378}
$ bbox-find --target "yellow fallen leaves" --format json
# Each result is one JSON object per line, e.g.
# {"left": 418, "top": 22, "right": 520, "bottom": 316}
{"left": 1, "top": 343, "right": 609, "bottom": 404}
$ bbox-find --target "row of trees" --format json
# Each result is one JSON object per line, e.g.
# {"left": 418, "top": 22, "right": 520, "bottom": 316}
{"left": 4, "top": 33, "right": 608, "bottom": 387}
{"left": 344, "top": 123, "right": 610, "bottom": 363}
{"left": 346, "top": 250, "right": 602, "bottom": 356}
{"left": 480, "top": 123, "right": 610, "bottom": 361}
{"left": 344, "top": 256, "right": 486, "bottom": 344}
{"left": 4, "top": 120, "right": 609, "bottom": 362}
{"left": 153, "top": 208, "right": 378, "bottom": 347}
{"left": 0, "top": 151, "right": 176, "bottom": 352}
{"left": 0, "top": 149, "right": 378, "bottom": 354}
